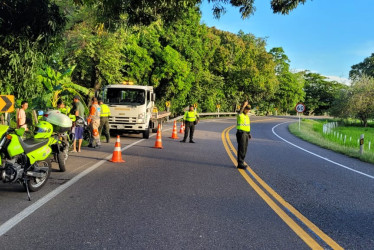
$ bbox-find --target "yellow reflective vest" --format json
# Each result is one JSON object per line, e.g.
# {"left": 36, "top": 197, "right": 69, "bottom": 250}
{"left": 100, "top": 104, "right": 111, "bottom": 117}
{"left": 184, "top": 110, "right": 198, "bottom": 122}
{"left": 58, "top": 106, "right": 71, "bottom": 115}
{"left": 237, "top": 113, "right": 250, "bottom": 132}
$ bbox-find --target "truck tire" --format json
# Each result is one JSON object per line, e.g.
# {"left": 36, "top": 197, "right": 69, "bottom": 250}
{"left": 142, "top": 128, "right": 150, "bottom": 139}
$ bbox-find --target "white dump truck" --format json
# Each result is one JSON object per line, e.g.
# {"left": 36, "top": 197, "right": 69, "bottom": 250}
{"left": 101, "top": 84, "right": 170, "bottom": 139}
{"left": 101, "top": 84, "right": 154, "bottom": 138}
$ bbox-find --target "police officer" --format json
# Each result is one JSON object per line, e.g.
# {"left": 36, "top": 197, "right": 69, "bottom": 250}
{"left": 180, "top": 104, "right": 199, "bottom": 143}
{"left": 236, "top": 101, "right": 251, "bottom": 169}
{"left": 98, "top": 98, "right": 111, "bottom": 143}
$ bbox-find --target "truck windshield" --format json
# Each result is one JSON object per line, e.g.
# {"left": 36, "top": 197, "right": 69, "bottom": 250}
{"left": 104, "top": 88, "right": 146, "bottom": 105}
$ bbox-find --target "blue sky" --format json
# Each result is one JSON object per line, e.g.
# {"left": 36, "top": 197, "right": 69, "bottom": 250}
{"left": 200, "top": 0, "right": 374, "bottom": 83}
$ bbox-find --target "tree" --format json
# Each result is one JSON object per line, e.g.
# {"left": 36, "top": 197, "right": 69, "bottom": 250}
{"left": 349, "top": 53, "right": 374, "bottom": 79}
{"left": 270, "top": 0, "right": 308, "bottom": 14}
{"left": 36, "top": 65, "right": 93, "bottom": 109}
{"left": 0, "top": 0, "right": 66, "bottom": 100}
{"left": 0, "top": 0, "right": 66, "bottom": 43}
{"left": 329, "top": 87, "right": 350, "bottom": 119}
{"left": 303, "top": 72, "right": 346, "bottom": 115}
{"left": 270, "top": 47, "right": 304, "bottom": 113}
{"left": 346, "top": 76, "right": 374, "bottom": 127}
{"left": 64, "top": 15, "right": 125, "bottom": 91}
{"left": 77, "top": 0, "right": 310, "bottom": 27}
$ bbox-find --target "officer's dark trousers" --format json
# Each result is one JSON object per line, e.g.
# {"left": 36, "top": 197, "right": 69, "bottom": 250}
{"left": 183, "top": 121, "right": 195, "bottom": 142}
{"left": 99, "top": 117, "right": 110, "bottom": 141}
{"left": 236, "top": 130, "right": 250, "bottom": 167}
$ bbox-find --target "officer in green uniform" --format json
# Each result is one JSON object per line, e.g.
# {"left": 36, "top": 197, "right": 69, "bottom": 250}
{"left": 98, "top": 98, "right": 111, "bottom": 143}
{"left": 236, "top": 101, "right": 251, "bottom": 169}
{"left": 181, "top": 104, "right": 199, "bottom": 143}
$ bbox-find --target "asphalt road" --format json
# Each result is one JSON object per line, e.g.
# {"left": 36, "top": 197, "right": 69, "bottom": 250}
{"left": 0, "top": 117, "right": 373, "bottom": 249}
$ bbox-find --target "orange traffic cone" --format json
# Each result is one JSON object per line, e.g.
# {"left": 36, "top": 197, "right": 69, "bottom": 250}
{"left": 109, "top": 135, "right": 125, "bottom": 162}
{"left": 179, "top": 122, "right": 184, "bottom": 133}
{"left": 154, "top": 124, "right": 163, "bottom": 149}
{"left": 171, "top": 120, "right": 179, "bottom": 139}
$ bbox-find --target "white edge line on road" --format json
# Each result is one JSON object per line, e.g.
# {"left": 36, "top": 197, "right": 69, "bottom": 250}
{"left": 0, "top": 138, "right": 146, "bottom": 237}
{"left": 272, "top": 122, "right": 374, "bottom": 180}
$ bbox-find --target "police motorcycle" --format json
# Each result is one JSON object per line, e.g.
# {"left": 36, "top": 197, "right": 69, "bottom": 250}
{"left": 41, "top": 110, "right": 72, "bottom": 172}
{"left": 0, "top": 121, "right": 54, "bottom": 200}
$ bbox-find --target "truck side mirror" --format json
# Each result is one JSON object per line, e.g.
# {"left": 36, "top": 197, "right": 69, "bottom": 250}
{"left": 151, "top": 93, "right": 156, "bottom": 102}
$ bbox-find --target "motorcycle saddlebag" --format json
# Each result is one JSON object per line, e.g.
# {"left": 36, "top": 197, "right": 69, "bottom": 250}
{"left": 44, "top": 110, "right": 72, "bottom": 133}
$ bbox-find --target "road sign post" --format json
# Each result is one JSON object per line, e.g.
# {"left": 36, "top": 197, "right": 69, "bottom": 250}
{"left": 295, "top": 103, "right": 306, "bottom": 131}
{"left": 216, "top": 104, "right": 221, "bottom": 117}
{"left": 360, "top": 134, "right": 364, "bottom": 155}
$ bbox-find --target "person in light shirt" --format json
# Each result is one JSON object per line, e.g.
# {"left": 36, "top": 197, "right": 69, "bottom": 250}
{"left": 17, "top": 101, "right": 29, "bottom": 131}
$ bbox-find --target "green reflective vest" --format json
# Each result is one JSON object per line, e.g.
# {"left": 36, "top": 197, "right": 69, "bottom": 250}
{"left": 100, "top": 104, "right": 111, "bottom": 117}
{"left": 58, "top": 106, "right": 71, "bottom": 115}
{"left": 237, "top": 113, "right": 250, "bottom": 132}
{"left": 184, "top": 111, "right": 198, "bottom": 122}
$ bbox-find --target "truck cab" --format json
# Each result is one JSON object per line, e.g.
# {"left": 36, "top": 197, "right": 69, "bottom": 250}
{"left": 101, "top": 84, "right": 156, "bottom": 138}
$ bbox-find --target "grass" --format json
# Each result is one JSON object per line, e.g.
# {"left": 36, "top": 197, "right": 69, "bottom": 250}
{"left": 288, "top": 119, "right": 374, "bottom": 164}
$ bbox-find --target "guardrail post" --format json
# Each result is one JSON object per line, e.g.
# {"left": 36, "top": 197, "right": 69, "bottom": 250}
{"left": 360, "top": 134, "right": 364, "bottom": 155}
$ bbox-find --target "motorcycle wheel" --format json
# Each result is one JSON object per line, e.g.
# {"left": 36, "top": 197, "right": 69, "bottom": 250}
{"left": 24, "top": 158, "right": 51, "bottom": 192}
{"left": 57, "top": 146, "right": 68, "bottom": 172}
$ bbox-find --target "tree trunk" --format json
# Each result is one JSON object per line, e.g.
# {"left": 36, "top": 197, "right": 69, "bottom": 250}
{"left": 91, "top": 58, "right": 101, "bottom": 92}
{"left": 363, "top": 118, "right": 368, "bottom": 127}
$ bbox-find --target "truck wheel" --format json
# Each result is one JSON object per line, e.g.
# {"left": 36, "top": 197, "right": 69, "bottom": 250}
{"left": 142, "top": 128, "right": 150, "bottom": 139}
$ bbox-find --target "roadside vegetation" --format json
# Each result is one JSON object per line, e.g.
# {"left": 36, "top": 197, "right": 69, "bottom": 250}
{"left": 289, "top": 119, "right": 374, "bottom": 164}
{"left": 1, "top": 0, "right": 374, "bottom": 131}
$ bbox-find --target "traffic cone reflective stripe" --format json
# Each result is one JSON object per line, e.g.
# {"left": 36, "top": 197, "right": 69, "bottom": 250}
{"left": 179, "top": 122, "right": 184, "bottom": 133}
{"left": 171, "top": 120, "right": 179, "bottom": 139}
{"left": 154, "top": 124, "right": 163, "bottom": 149}
{"left": 109, "top": 135, "right": 125, "bottom": 162}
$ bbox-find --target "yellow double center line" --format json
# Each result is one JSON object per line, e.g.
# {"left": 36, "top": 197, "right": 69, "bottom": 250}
{"left": 222, "top": 125, "right": 343, "bottom": 249}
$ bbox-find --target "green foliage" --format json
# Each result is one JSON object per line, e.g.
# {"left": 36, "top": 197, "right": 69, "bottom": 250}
{"left": 271, "top": 0, "right": 309, "bottom": 14}
{"left": 0, "top": 37, "right": 45, "bottom": 100}
{"left": 303, "top": 71, "right": 346, "bottom": 115}
{"left": 270, "top": 47, "right": 304, "bottom": 113}
{"left": 64, "top": 16, "right": 125, "bottom": 90}
{"left": 36, "top": 65, "right": 93, "bottom": 110}
{"left": 77, "top": 0, "right": 309, "bottom": 28}
{"left": 289, "top": 119, "right": 374, "bottom": 164}
{"left": 209, "top": 29, "right": 278, "bottom": 108}
{"left": 0, "top": 0, "right": 317, "bottom": 118}
{"left": 329, "top": 87, "right": 350, "bottom": 118}
{"left": 0, "top": 0, "right": 67, "bottom": 109}
{"left": 349, "top": 53, "right": 374, "bottom": 79}
{"left": 346, "top": 76, "right": 374, "bottom": 127}
{"left": 0, "top": 0, "right": 66, "bottom": 43}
